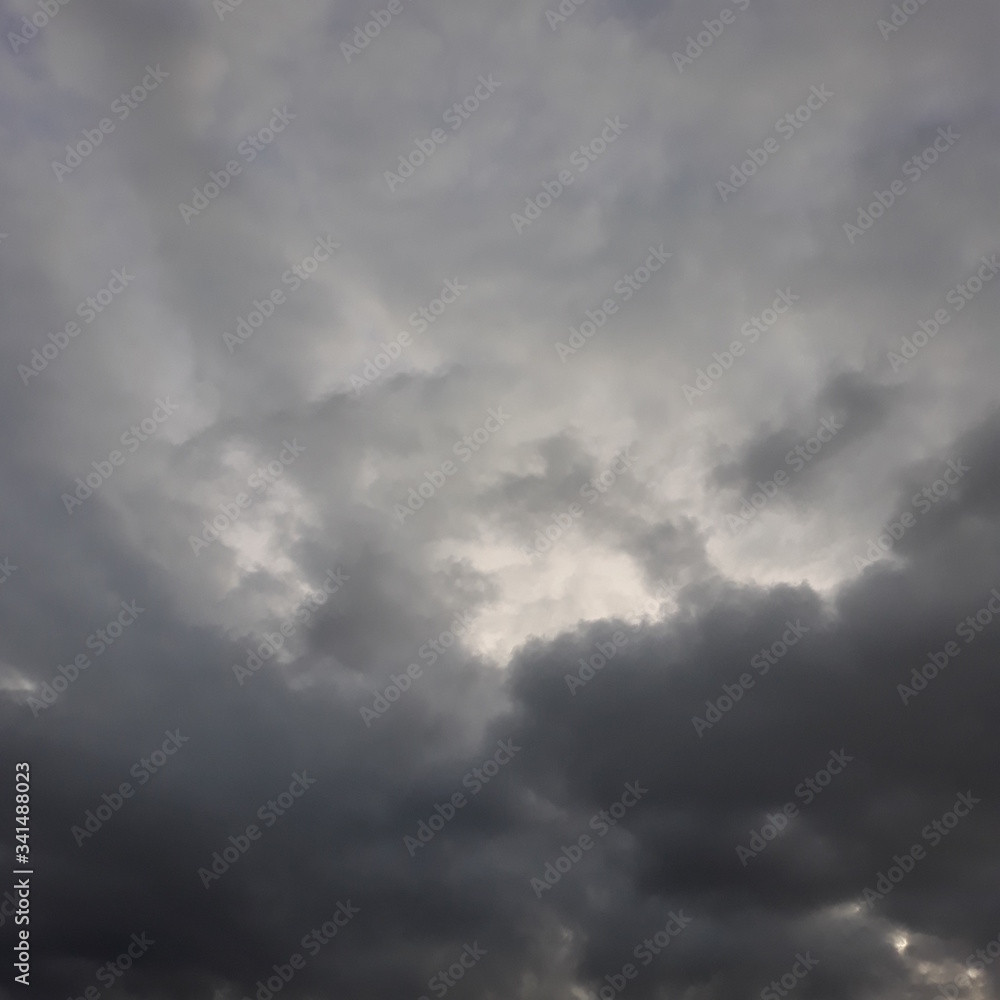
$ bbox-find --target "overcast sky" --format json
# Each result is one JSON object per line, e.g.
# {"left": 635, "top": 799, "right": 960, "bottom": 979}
{"left": 2, "top": 0, "right": 1000, "bottom": 998}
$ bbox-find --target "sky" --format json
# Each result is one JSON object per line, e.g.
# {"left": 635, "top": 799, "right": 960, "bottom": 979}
{"left": 1, "top": 0, "right": 999, "bottom": 998}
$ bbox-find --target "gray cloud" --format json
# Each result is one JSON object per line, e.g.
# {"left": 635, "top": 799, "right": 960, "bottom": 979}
{"left": 1, "top": 0, "right": 998, "bottom": 997}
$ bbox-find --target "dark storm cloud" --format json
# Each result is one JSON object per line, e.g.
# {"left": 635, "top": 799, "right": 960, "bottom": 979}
{"left": 0, "top": 0, "right": 998, "bottom": 997}
{"left": 1, "top": 406, "right": 997, "bottom": 1000}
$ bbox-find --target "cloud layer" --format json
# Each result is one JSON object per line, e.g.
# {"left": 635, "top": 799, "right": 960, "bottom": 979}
{"left": 1, "top": 0, "right": 999, "bottom": 997}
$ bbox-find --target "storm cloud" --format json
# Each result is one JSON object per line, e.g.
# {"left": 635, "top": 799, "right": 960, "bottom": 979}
{"left": 1, "top": 0, "right": 999, "bottom": 998}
